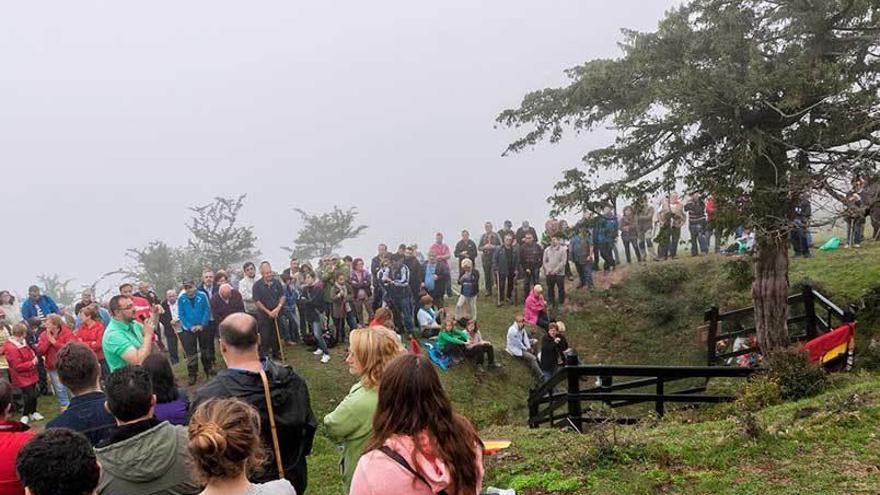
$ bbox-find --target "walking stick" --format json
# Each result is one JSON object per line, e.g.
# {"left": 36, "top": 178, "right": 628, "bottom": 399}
{"left": 273, "top": 317, "right": 286, "bottom": 362}
{"left": 495, "top": 271, "right": 501, "bottom": 306}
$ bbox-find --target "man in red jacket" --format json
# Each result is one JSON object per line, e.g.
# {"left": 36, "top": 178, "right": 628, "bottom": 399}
{"left": 0, "top": 380, "right": 33, "bottom": 495}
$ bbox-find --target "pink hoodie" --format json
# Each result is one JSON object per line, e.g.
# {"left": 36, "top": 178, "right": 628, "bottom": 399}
{"left": 349, "top": 432, "right": 484, "bottom": 495}
{"left": 523, "top": 289, "right": 546, "bottom": 325}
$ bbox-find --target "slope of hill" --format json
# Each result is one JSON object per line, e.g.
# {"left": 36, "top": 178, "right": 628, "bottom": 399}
{"left": 30, "top": 242, "right": 880, "bottom": 494}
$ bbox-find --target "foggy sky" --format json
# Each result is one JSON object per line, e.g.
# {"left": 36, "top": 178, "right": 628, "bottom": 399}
{"left": 1, "top": 0, "right": 680, "bottom": 296}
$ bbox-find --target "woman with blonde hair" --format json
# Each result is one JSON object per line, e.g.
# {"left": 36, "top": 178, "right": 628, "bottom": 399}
{"left": 323, "top": 326, "right": 404, "bottom": 492}
{"left": 188, "top": 397, "right": 296, "bottom": 495}
{"left": 455, "top": 258, "right": 479, "bottom": 320}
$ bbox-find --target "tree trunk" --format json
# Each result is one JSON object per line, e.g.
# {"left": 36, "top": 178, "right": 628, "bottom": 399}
{"left": 751, "top": 139, "right": 792, "bottom": 352}
{"left": 752, "top": 234, "right": 790, "bottom": 352}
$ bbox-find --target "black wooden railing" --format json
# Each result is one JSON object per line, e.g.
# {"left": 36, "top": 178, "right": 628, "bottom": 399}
{"left": 528, "top": 364, "right": 755, "bottom": 429}
{"left": 705, "top": 285, "right": 856, "bottom": 366}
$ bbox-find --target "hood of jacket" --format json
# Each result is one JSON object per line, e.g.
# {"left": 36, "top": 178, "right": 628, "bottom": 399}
{"left": 96, "top": 421, "right": 182, "bottom": 483}
{"left": 384, "top": 432, "right": 483, "bottom": 493}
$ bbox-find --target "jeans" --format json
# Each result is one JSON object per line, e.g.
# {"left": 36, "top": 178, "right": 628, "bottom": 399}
{"left": 391, "top": 295, "right": 415, "bottom": 335}
{"left": 622, "top": 238, "right": 642, "bottom": 263}
{"left": 598, "top": 243, "right": 615, "bottom": 271}
{"left": 282, "top": 309, "right": 300, "bottom": 343}
{"left": 497, "top": 272, "right": 516, "bottom": 302}
{"left": 257, "top": 313, "right": 282, "bottom": 360}
{"left": 516, "top": 351, "right": 543, "bottom": 381}
{"left": 311, "top": 319, "right": 329, "bottom": 354}
{"left": 637, "top": 228, "right": 653, "bottom": 253}
{"left": 545, "top": 274, "right": 565, "bottom": 307}
{"left": 657, "top": 226, "right": 682, "bottom": 259}
{"left": 333, "top": 312, "right": 358, "bottom": 344}
{"left": 163, "top": 322, "right": 179, "bottom": 364}
{"left": 522, "top": 267, "right": 540, "bottom": 303}
{"left": 575, "top": 262, "right": 594, "bottom": 289}
{"left": 689, "top": 222, "right": 709, "bottom": 256}
{"left": 20, "top": 384, "right": 37, "bottom": 416}
{"left": 482, "top": 255, "right": 495, "bottom": 294}
{"left": 465, "top": 343, "right": 496, "bottom": 365}
{"left": 48, "top": 369, "right": 70, "bottom": 408}
{"left": 455, "top": 295, "right": 478, "bottom": 320}
{"left": 847, "top": 218, "right": 865, "bottom": 245}
{"left": 180, "top": 328, "right": 216, "bottom": 378}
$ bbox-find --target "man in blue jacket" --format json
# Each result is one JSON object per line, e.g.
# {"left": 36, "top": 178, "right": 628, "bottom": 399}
{"left": 177, "top": 280, "right": 212, "bottom": 385}
{"left": 20, "top": 285, "right": 59, "bottom": 322}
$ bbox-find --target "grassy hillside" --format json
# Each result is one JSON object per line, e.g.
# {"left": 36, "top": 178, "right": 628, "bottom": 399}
{"left": 30, "top": 241, "right": 880, "bottom": 494}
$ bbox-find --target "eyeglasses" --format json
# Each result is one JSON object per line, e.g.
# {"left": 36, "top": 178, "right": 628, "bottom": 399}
{"left": 119, "top": 305, "right": 134, "bottom": 311}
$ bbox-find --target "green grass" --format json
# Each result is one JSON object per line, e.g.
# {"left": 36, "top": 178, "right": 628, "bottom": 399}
{"left": 29, "top": 240, "right": 880, "bottom": 494}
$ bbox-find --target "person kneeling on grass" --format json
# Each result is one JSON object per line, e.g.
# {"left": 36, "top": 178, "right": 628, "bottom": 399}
{"left": 464, "top": 320, "right": 502, "bottom": 372}
{"left": 540, "top": 321, "right": 571, "bottom": 381}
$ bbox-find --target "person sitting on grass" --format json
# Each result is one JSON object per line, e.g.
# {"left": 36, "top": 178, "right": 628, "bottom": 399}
{"left": 416, "top": 295, "right": 443, "bottom": 338}
{"left": 46, "top": 342, "right": 116, "bottom": 446}
{"left": 524, "top": 285, "right": 550, "bottom": 330}
{"left": 437, "top": 318, "right": 469, "bottom": 361}
{"left": 464, "top": 320, "right": 502, "bottom": 372}
{"left": 506, "top": 314, "right": 543, "bottom": 384}
{"left": 15, "top": 428, "right": 100, "bottom": 495}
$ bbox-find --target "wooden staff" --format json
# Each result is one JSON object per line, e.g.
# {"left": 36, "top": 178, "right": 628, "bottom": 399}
{"left": 273, "top": 317, "right": 286, "bottom": 362}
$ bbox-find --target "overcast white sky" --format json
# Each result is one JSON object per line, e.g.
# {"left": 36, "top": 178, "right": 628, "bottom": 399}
{"left": 1, "top": 0, "right": 680, "bottom": 295}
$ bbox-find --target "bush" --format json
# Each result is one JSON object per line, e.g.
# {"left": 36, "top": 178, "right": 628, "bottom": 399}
{"left": 722, "top": 258, "right": 754, "bottom": 292}
{"left": 737, "top": 375, "right": 782, "bottom": 412}
{"left": 763, "top": 348, "right": 828, "bottom": 401}
{"left": 638, "top": 264, "right": 691, "bottom": 294}
{"left": 860, "top": 285, "right": 880, "bottom": 321}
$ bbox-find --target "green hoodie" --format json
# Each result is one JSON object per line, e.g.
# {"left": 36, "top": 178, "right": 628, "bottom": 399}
{"left": 437, "top": 328, "right": 469, "bottom": 353}
{"left": 95, "top": 421, "right": 201, "bottom": 495}
{"left": 323, "top": 382, "right": 378, "bottom": 492}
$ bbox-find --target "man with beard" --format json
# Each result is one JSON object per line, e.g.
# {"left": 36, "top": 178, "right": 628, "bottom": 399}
{"left": 102, "top": 295, "right": 158, "bottom": 372}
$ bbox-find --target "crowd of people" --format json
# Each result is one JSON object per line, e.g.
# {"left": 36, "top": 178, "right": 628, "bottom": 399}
{"left": 0, "top": 187, "right": 867, "bottom": 495}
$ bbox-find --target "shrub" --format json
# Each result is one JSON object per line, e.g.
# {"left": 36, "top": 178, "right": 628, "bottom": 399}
{"left": 737, "top": 375, "right": 782, "bottom": 412}
{"left": 638, "top": 264, "right": 691, "bottom": 294}
{"left": 763, "top": 348, "right": 827, "bottom": 401}
{"left": 722, "top": 258, "right": 754, "bottom": 292}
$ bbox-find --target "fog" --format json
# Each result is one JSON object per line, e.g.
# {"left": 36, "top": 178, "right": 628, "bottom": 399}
{"left": 1, "top": 0, "right": 680, "bottom": 295}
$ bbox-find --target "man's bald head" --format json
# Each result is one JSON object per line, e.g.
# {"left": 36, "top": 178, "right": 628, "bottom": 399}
{"left": 218, "top": 283, "right": 232, "bottom": 299}
{"left": 219, "top": 313, "right": 259, "bottom": 351}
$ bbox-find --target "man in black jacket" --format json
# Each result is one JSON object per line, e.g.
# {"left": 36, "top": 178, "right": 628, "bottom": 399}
{"left": 370, "top": 244, "right": 388, "bottom": 313}
{"left": 191, "top": 313, "right": 316, "bottom": 495}
{"left": 454, "top": 230, "right": 478, "bottom": 271}
{"left": 159, "top": 289, "right": 180, "bottom": 364}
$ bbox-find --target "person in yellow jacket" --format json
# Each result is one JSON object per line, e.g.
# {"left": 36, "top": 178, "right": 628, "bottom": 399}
{"left": 323, "top": 326, "right": 404, "bottom": 492}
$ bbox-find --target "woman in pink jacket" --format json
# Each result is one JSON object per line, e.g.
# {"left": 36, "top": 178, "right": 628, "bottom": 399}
{"left": 350, "top": 354, "right": 484, "bottom": 495}
{"left": 524, "top": 285, "right": 550, "bottom": 330}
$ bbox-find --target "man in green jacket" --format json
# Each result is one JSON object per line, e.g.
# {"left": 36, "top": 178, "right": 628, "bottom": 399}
{"left": 95, "top": 366, "right": 201, "bottom": 495}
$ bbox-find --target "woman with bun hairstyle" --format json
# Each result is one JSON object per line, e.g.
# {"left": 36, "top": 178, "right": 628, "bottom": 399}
{"left": 188, "top": 398, "right": 296, "bottom": 495}
{"left": 323, "top": 326, "right": 404, "bottom": 492}
{"left": 350, "top": 353, "right": 484, "bottom": 495}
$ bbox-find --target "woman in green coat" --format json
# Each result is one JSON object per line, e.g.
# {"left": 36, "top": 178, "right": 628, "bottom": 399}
{"left": 323, "top": 326, "right": 404, "bottom": 492}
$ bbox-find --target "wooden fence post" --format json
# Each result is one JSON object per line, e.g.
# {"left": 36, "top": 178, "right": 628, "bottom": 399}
{"left": 567, "top": 369, "right": 583, "bottom": 432}
{"left": 802, "top": 285, "right": 818, "bottom": 340}
{"left": 656, "top": 377, "right": 665, "bottom": 417}
{"left": 705, "top": 306, "right": 719, "bottom": 365}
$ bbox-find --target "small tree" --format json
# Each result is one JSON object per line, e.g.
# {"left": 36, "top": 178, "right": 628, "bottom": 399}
{"left": 284, "top": 206, "right": 368, "bottom": 260}
{"left": 37, "top": 273, "right": 77, "bottom": 307}
{"left": 121, "top": 240, "right": 183, "bottom": 293}
{"left": 186, "top": 194, "right": 260, "bottom": 271}
{"left": 498, "top": 0, "right": 879, "bottom": 352}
